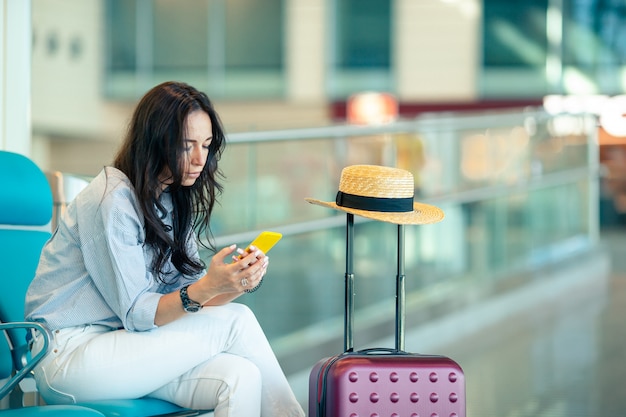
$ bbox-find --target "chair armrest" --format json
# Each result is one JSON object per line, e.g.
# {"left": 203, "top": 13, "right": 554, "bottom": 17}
{"left": 0, "top": 321, "right": 49, "bottom": 400}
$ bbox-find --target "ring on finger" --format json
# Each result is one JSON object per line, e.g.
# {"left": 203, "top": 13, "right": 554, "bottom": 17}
{"left": 244, "top": 277, "right": 264, "bottom": 293}
{"left": 241, "top": 277, "right": 249, "bottom": 287}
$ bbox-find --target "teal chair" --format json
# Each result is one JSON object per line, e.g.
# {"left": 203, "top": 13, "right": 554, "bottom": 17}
{"left": 0, "top": 152, "right": 104, "bottom": 416}
{"left": 0, "top": 151, "right": 209, "bottom": 416}
{"left": 1, "top": 321, "right": 106, "bottom": 416}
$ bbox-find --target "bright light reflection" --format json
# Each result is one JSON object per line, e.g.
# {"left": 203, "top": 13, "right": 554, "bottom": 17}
{"left": 563, "top": 68, "right": 599, "bottom": 95}
{"left": 439, "top": 0, "right": 480, "bottom": 19}
{"left": 546, "top": 5, "right": 563, "bottom": 89}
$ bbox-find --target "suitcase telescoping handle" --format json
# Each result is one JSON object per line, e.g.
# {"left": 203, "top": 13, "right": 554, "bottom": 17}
{"left": 344, "top": 214, "right": 355, "bottom": 352}
{"left": 344, "top": 213, "right": 406, "bottom": 353}
{"left": 395, "top": 222, "right": 406, "bottom": 351}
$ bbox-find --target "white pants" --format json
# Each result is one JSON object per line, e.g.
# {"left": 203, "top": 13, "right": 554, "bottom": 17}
{"left": 31, "top": 303, "right": 304, "bottom": 417}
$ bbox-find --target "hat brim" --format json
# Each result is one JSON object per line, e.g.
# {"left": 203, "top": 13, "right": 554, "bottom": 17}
{"left": 305, "top": 198, "right": 444, "bottom": 225}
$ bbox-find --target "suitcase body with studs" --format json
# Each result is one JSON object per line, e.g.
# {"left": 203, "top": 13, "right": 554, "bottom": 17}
{"left": 309, "top": 350, "right": 464, "bottom": 417}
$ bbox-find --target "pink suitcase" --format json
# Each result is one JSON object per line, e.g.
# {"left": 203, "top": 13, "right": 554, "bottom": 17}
{"left": 309, "top": 214, "right": 466, "bottom": 417}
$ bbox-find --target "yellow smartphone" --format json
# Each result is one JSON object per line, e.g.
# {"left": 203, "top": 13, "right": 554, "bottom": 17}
{"left": 240, "top": 231, "right": 282, "bottom": 257}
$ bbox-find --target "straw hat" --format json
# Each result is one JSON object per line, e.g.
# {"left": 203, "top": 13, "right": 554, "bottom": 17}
{"left": 305, "top": 165, "right": 444, "bottom": 225}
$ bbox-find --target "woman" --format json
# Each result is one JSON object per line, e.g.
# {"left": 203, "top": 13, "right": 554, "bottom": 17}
{"left": 25, "top": 81, "right": 305, "bottom": 417}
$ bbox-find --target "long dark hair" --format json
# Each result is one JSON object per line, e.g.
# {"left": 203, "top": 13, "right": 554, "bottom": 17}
{"left": 113, "top": 81, "right": 226, "bottom": 280}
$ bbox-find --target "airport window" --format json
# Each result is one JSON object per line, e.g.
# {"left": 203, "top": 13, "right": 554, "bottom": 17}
{"left": 481, "top": 0, "right": 548, "bottom": 98}
{"left": 330, "top": 0, "right": 392, "bottom": 98}
{"left": 562, "top": 0, "right": 626, "bottom": 68}
{"left": 106, "top": 0, "right": 137, "bottom": 73}
{"left": 483, "top": 0, "right": 548, "bottom": 69}
{"left": 104, "top": 0, "right": 284, "bottom": 100}
{"left": 152, "top": 0, "right": 209, "bottom": 73}
{"left": 561, "top": 0, "right": 626, "bottom": 95}
{"left": 482, "top": 0, "right": 626, "bottom": 98}
{"left": 336, "top": 0, "right": 391, "bottom": 69}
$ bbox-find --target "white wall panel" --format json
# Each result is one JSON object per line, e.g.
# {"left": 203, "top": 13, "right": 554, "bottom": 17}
{"left": 286, "top": 0, "right": 326, "bottom": 102}
{"left": 394, "top": 0, "right": 481, "bottom": 101}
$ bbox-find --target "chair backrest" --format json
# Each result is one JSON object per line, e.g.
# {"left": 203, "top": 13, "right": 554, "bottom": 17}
{"left": 0, "top": 151, "right": 52, "bottom": 376}
{"left": 0, "top": 151, "right": 52, "bottom": 323}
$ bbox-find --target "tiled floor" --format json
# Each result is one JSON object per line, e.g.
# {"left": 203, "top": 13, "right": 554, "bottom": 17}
{"left": 291, "top": 228, "right": 626, "bottom": 416}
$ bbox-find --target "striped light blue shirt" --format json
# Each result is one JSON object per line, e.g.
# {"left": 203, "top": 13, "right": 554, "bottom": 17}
{"left": 25, "top": 167, "right": 205, "bottom": 332}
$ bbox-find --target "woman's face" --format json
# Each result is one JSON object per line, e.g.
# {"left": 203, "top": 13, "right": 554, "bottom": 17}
{"left": 181, "top": 110, "right": 213, "bottom": 186}
{"left": 160, "top": 110, "right": 213, "bottom": 189}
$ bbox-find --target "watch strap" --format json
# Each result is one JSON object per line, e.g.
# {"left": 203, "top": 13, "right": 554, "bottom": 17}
{"left": 180, "top": 284, "right": 203, "bottom": 313}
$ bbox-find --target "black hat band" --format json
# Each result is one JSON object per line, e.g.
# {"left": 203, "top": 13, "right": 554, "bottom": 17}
{"left": 336, "top": 191, "right": 414, "bottom": 213}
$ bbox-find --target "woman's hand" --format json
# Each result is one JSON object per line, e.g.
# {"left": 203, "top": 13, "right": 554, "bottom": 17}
{"left": 155, "top": 244, "right": 269, "bottom": 326}
{"left": 193, "top": 244, "right": 269, "bottom": 305}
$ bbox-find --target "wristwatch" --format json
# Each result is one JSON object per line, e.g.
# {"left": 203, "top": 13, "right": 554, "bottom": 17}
{"left": 180, "top": 285, "right": 203, "bottom": 313}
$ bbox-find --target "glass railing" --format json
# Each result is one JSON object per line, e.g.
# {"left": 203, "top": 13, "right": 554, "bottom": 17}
{"left": 50, "top": 108, "right": 600, "bottom": 373}
{"left": 207, "top": 108, "right": 599, "bottom": 362}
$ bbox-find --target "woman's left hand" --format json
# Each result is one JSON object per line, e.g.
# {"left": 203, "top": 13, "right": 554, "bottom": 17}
{"left": 231, "top": 245, "right": 269, "bottom": 292}
{"left": 199, "top": 244, "right": 269, "bottom": 298}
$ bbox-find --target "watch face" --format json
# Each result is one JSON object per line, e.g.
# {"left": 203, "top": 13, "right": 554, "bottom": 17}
{"left": 184, "top": 303, "right": 202, "bottom": 313}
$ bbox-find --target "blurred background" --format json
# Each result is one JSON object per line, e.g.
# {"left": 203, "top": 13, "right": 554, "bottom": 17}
{"left": 2, "top": 0, "right": 626, "bottom": 415}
